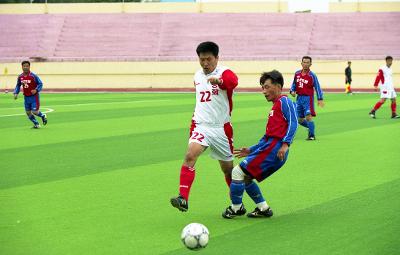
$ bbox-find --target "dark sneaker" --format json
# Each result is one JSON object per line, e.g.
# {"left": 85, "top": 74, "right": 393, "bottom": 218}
{"left": 247, "top": 207, "right": 273, "bottom": 218}
{"left": 170, "top": 195, "right": 188, "bottom": 212}
{"left": 32, "top": 124, "right": 40, "bottom": 129}
{"left": 222, "top": 204, "right": 246, "bottom": 219}
{"left": 306, "top": 136, "right": 316, "bottom": 141}
{"left": 391, "top": 114, "right": 399, "bottom": 119}
{"left": 369, "top": 110, "right": 376, "bottom": 119}
{"left": 42, "top": 114, "right": 48, "bottom": 125}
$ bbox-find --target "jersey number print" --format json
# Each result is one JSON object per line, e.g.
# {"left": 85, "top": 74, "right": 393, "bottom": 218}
{"left": 200, "top": 91, "right": 211, "bottom": 102}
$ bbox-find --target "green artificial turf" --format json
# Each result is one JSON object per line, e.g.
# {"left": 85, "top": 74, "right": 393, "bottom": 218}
{"left": 0, "top": 92, "right": 399, "bottom": 255}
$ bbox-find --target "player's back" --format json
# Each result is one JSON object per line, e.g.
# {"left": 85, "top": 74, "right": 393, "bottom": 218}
{"left": 193, "top": 65, "right": 233, "bottom": 126}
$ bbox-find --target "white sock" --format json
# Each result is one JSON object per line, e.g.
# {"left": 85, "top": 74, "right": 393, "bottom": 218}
{"left": 231, "top": 203, "right": 242, "bottom": 212}
{"left": 256, "top": 201, "right": 269, "bottom": 211}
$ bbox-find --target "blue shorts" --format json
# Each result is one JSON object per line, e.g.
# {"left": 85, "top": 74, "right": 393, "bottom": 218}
{"left": 239, "top": 137, "right": 288, "bottom": 182}
{"left": 24, "top": 94, "right": 40, "bottom": 111}
{"left": 296, "top": 95, "right": 315, "bottom": 118}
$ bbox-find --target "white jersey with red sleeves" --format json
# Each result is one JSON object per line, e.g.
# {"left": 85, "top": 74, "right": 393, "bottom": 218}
{"left": 374, "top": 65, "right": 396, "bottom": 98}
{"left": 192, "top": 65, "right": 238, "bottom": 127}
{"left": 374, "top": 65, "right": 394, "bottom": 90}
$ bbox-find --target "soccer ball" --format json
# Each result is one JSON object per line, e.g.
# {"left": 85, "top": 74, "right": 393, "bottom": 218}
{"left": 181, "top": 223, "right": 209, "bottom": 250}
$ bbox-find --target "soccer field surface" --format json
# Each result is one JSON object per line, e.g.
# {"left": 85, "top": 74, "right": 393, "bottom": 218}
{"left": 0, "top": 92, "right": 399, "bottom": 255}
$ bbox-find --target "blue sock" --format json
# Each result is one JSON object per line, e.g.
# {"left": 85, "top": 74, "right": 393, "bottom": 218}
{"left": 28, "top": 115, "right": 39, "bottom": 125}
{"left": 245, "top": 182, "right": 265, "bottom": 204}
{"left": 308, "top": 121, "right": 315, "bottom": 136}
{"left": 230, "top": 181, "right": 245, "bottom": 205}
{"left": 36, "top": 111, "right": 44, "bottom": 118}
{"left": 299, "top": 120, "right": 309, "bottom": 128}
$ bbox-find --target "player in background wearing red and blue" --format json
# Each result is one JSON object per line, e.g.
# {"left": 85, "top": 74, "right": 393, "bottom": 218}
{"left": 222, "top": 70, "right": 298, "bottom": 219}
{"left": 13, "top": 61, "right": 48, "bottom": 129}
{"left": 369, "top": 56, "right": 399, "bottom": 119}
{"left": 290, "top": 56, "right": 324, "bottom": 140}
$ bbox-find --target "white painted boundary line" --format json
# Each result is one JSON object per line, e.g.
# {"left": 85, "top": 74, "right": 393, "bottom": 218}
{"left": 0, "top": 99, "right": 172, "bottom": 111}
{"left": 0, "top": 108, "right": 55, "bottom": 118}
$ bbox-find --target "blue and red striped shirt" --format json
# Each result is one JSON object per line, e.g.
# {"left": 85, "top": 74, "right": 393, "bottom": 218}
{"left": 290, "top": 70, "right": 323, "bottom": 100}
{"left": 14, "top": 72, "right": 43, "bottom": 97}
{"left": 250, "top": 95, "right": 298, "bottom": 152}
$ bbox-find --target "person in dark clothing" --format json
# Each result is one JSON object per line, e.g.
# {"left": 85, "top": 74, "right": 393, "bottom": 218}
{"left": 345, "top": 61, "right": 353, "bottom": 94}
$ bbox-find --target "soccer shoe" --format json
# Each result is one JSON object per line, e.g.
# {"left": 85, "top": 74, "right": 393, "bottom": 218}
{"left": 32, "top": 124, "right": 40, "bottom": 129}
{"left": 369, "top": 111, "right": 376, "bottom": 119}
{"left": 222, "top": 204, "right": 246, "bottom": 219}
{"left": 391, "top": 114, "right": 399, "bottom": 119}
{"left": 306, "top": 136, "right": 316, "bottom": 141}
{"left": 42, "top": 114, "right": 48, "bottom": 125}
{"left": 247, "top": 207, "right": 273, "bottom": 218}
{"left": 170, "top": 195, "right": 188, "bottom": 212}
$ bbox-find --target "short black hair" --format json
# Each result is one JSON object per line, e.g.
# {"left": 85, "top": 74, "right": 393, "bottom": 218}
{"left": 302, "top": 56, "right": 312, "bottom": 63}
{"left": 196, "top": 41, "right": 219, "bottom": 57}
{"left": 260, "top": 70, "right": 284, "bottom": 88}
{"left": 21, "top": 60, "right": 30, "bottom": 66}
{"left": 386, "top": 56, "right": 393, "bottom": 61}
{"left": 348, "top": 61, "right": 351, "bottom": 64}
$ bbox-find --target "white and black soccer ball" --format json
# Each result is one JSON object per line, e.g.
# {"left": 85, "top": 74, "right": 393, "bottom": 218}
{"left": 181, "top": 223, "right": 209, "bottom": 250}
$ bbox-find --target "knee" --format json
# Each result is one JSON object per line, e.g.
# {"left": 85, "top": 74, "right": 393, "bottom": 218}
{"left": 184, "top": 151, "right": 198, "bottom": 164}
{"left": 232, "top": 165, "right": 246, "bottom": 182}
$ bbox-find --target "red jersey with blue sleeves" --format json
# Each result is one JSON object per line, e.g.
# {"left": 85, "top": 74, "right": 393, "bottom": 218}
{"left": 14, "top": 72, "right": 43, "bottom": 97}
{"left": 249, "top": 95, "right": 298, "bottom": 152}
{"left": 290, "top": 70, "right": 323, "bottom": 100}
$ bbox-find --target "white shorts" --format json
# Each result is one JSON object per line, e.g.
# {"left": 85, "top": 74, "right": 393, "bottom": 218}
{"left": 380, "top": 89, "right": 397, "bottom": 99}
{"left": 188, "top": 122, "right": 234, "bottom": 161}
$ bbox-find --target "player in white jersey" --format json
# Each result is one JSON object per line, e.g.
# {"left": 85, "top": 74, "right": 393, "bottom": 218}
{"left": 369, "top": 56, "right": 399, "bottom": 119}
{"left": 170, "top": 41, "right": 240, "bottom": 212}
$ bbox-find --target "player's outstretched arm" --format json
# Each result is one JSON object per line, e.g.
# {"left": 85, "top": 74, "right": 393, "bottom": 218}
{"left": 318, "top": 100, "right": 324, "bottom": 108}
{"left": 233, "top": 147, "right": 251, "bottom": 158}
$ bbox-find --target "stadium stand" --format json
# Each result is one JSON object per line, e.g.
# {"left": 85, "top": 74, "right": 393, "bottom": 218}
{"left": 1, "top": 12, "right": 399, "bottom": 63}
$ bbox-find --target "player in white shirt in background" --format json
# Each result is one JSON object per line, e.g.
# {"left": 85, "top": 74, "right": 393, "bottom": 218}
{"left": 170, "top": 41, "right": 240, "bottom": 212}
{"left": 369, "top": 56, "right": 399, "bottom": 119}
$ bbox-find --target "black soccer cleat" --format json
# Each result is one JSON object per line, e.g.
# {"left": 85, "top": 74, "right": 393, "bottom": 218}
{"left": 369, "top": 110, "right": 376, "bottom": 119}
{"left": 42, "top": 114, "right": 48, "bottom": 125}
{"left": 170, "top": 195, "right": 188, "bottom": 212}
{"left": 32, "top": 124, "right": 40, "bottom": 129}
{"left": 222, "top": 204, "right": 246, "bottom": 219}
{"left": 391, "top": 114, "right": 399, "bottom": 119}
{"left": 306, "top": 136, "right": 316, "bottom": 141}
{"left": 247, "top": 207, "right": 274, "bottom": 218}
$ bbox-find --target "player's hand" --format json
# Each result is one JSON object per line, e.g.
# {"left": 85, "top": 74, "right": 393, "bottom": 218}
{"left": 318, "top": 100, "right": 324, "bottom": 108}
{"left": 374, "top": 86, "right": 378, "bottom": 92}
{"left": 277, "top": 143, "right": 289, "bottom": 161}
{"left": 290, "top": 91, "right": 296, "bottom": 97}
{"left": 31, "top": 89, "right": 37, "bottom": 95}
{"left": 207, "top": 77, "right": 221, "bottom": 85}
{"left": 233, "top": 147, "right": 251, "bottom": 158}
{"left": 13, "top": 94, "right": 18, "bottom": 100}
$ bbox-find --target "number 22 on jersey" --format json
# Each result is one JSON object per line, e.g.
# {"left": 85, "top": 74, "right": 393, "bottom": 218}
{"left": 199, "top": 91, "right": 211, "bottom": 102}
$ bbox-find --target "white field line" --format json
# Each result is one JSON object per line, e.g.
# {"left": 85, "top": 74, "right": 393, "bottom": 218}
{"left": 0, "top": 99, "right": 171, "bottom": 111}
{"left": 0, "top": 108, "right": 55, "bottom": 118}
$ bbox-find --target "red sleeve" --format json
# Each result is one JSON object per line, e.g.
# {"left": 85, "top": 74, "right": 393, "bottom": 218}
{"left": 219, "top": 69, "right": 238, "bottom": 90}
{"left": 374, "top": 69, "right": 384, "bottom": 87}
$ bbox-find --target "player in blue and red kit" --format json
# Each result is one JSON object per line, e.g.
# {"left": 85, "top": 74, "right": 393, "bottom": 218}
{"left": 13, "top": 61, "right": 48, "bottom": 129}
{"left": 290, "top": 56, "right": 324, "bottom": 140}
{"left": 222, "top": 70, "right": 298, "bottom": 219}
